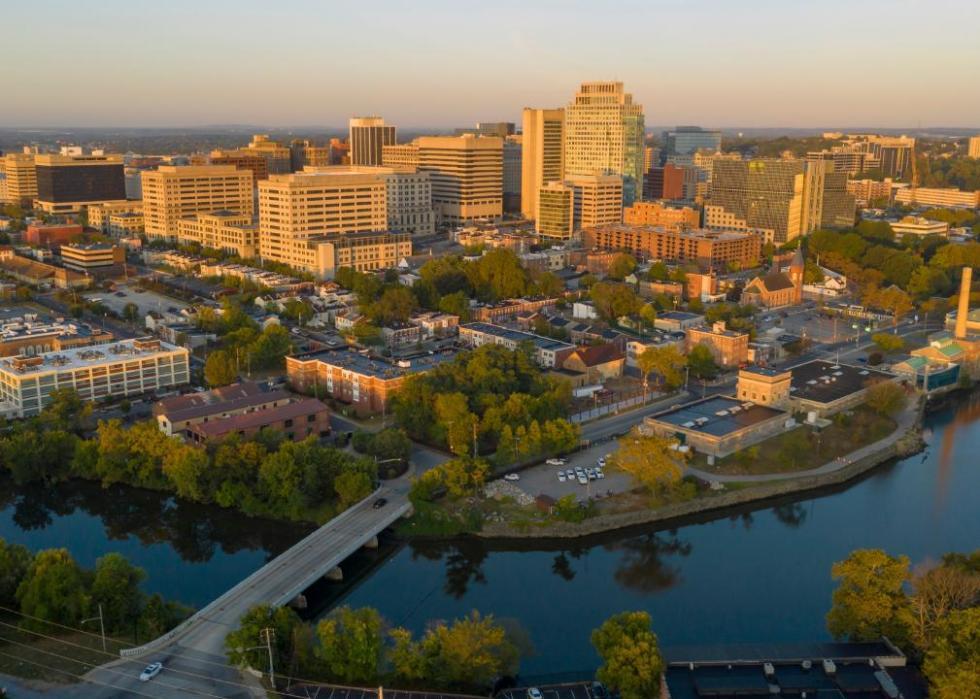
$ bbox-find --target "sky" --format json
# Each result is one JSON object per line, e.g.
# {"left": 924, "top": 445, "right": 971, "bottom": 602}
{"left": 2, "top": 0, "right": 979, "bottom": 129}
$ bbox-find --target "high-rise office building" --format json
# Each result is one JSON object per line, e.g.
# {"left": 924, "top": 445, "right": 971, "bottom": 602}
{"left": 866, "top": 135, "right": 914, "bottom": 178}
{"left": 645, "top": 164, "right": 687, "bottom": 201}
{"left": 208, "top": 149, "right": 270, "bottom": 183}
{"left": 257, "top": 168, "right": 388, "bottom": 275}
{"left": 177, "top": 211, "right": 259, "bottom": 259}
{"left": 382, "top": 143, "right": 421, "bottom": 169}
{"left": 34, "top": 154, "right": 126, "bottom": 214}
{"left": 141, "top": 165, "right": 254, "bottom": 241}
{"left": 661, "top": 126, "right": 722, "bottom": 164}
{"left": 246, "top": 134, "right": 291, "bottom": 174}
{"left": 454, "top": 122, "right": 516, "bottom": 138}
{"left": 563, "top": 81, "right": 645, "bottom": 205}
{"left": 802, "top": 159, "right": 856, "bottom": 230}
{"left": 0, "top": 153, "right": 38, "bottom": 206}
{"left": 968, "top": 135, "right": 980, "bottom": 159}
{"left": 567, "top": 174, "right": 623, "bottom": 231}
{"left": 536, "top": 182, "right": 575, "bottom": 240}
{"left": 379, "top": 169, "right": 435, "bottom": 236}
{"left": 520, "top": 108, "right": 564, "bottom": 220}
{"left": 289, "top": 140, "right": 332, "bottom": 171}
{"left": 417, "top": 135, "right": 503, "bottom": 224}
{"left": 349, "top": 117, "right": 396, "bottom": 167}
{"left": 503, "top": 137, "right": 522, "bottom": 213}
{"left": 708, "top": 159, "right": 805, "bottom": 244}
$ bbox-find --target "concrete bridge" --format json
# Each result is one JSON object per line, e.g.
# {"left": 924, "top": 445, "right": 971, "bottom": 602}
{"left": 119, "top": 484, "right": 411, "bottom": 661}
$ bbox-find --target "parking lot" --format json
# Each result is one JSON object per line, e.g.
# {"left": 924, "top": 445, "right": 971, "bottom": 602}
{"left": 505, "top": 439, "right": 634, "bottom": 502}
{"left": 498, "top": 683, "right": 612, "bottom": 699}
{"left": 84, "top": 284, "right": 189, "bottom": 319}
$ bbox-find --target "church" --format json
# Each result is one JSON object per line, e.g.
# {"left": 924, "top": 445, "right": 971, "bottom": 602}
{"left": 741, "top": 248, "right": 805, "bottom": 309}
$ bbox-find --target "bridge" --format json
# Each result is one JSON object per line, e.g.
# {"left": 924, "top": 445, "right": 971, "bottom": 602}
{"left": 119, "top": 483, "right": 411, "bottom": 661}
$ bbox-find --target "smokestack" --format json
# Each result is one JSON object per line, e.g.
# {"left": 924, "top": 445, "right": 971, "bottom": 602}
{"left": 955, "top": 266, "right": 973, "bottom": 339}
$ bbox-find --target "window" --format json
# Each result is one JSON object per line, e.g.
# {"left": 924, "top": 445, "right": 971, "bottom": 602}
{"left": 284, "top": 419, "right": 293, "bottom": 428}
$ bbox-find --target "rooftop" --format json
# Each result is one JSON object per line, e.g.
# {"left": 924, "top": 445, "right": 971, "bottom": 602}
{"left": 460, "top": 322, "right": 575, "bottom": 353}
{"left": 155, "top": 381, "right": 289, "bottom": 422}
{"left": 192, "top": 397, "right": 328, "bottom": 438}
{"left": 0, "top": 338, "right": 185, "bottom": 375}
{"left": 788, "top": 359, "right": 892, "bottom": 406}
{"left": 649, "top": 395, "right": 786, "bottom": 437}
{"left": 661, "top": 311, "right": 704, "bottom": 321}
{"left": 291, "top": 347, "right": 456, "bottom": 380}
{"left": 0, "top": 316, "right": 103, "bottom": 343}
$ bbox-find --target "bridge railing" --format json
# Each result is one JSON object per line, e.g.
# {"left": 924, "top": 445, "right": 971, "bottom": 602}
{"left": 120, "top": 485, "right": 387, "bottom": 658}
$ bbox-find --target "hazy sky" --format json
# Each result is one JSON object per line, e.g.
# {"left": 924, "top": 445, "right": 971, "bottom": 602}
{"left": 3, "top": 0, "right": 979, "bottom": 129}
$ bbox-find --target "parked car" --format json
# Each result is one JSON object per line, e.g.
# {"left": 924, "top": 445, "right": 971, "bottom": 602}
{"left": 557, "top": 471, "right": 566, "bottom": 483}
{"left": 597, "top": 457, "right": 606, "bottom": 467}
{"left": 565, "top": 469, "right": 575, "bottom": 479}
{"left": 139, "top": 663, "right": 163, "bottom": 682}
{"left": 546, "top": 457, "right": 566, "bottom": 466}
{"left": 591, "top": 681, "right": 609, "bottom": 698}
{"left": 504, "top": 473, "right": 520, "bottom": 482}
{"left": 596, "top": 470, "right": 605, "bottom": 480}
{"left": 527, "top": 689, "right": 543, "bottom": 699}
{"left": 577, "top": 473, "right": 589, "bottom": 485}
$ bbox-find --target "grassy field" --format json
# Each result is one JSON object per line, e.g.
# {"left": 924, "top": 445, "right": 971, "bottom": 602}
{"left": 0, "top": 613, "right": 130, "bottom": 684}
{"left": 695, "top": 407, "right": 896, "bottom": 476}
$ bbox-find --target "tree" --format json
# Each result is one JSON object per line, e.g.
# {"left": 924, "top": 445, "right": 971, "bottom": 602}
{"left": 872, "top": 333, "right": 906, "bottom": 354}
{"left": 438, "top": 291, "right": 471, "bottom": 321}
{"left": 16, "top": 549, "right": 90, "bottom": 629}
{"left": 122, "top": 302, "right": 141, "bottom": 325}
{"left": 0, "top": 539, "right": 31, "bottom": 607}
{"left": 368, "top": 428, "right": 412, "bottom": 463}
{"left": 39, "top": 387, "right": 92, "bottom": 433}
{"left": 609, "top": 427, "right": 684, "bottom": 493}
{"left": 639, "top": 304, "right": 657, "bottom": 329}
{"left": 370, "top": 285, "right": 417, "bottom": 325}
{"left": 865, "top": 381, "right": 906, "bottom": 417}
{"left": 591, "top": 611, "right": 664, "bottom": 699}
{"left": 607, "top": 253, "right": 638, "bottom": 280}
{"left": 440, "top": 457, "right": 489, "bottom": 498}
{"left": 249, "top": 324, "right": 291, "bottom": 369}
{"left": 826, "top": 549, "right": 914, "bottom": 645}
{"left": 434, "top": 392, "right": 477, "bottom": 457}
{"left": 91, "top": 553, "right": 147, "bottom": 632}
{"left": 315, "top": 606, "right": 384, "bottom": 684}
{"left": 226, "top": 604, "right": 302, "bottom": 675}
{"left": 205, "top": 350, "right": 237, "bottom": 387}
{"left": 923, "top": 607, "right": 980, "bottom": 699}
{"left": 637, "top": 345, "right": 686, "bottom": 391}
{"left": 910, "top": 559, "right": 980, "bottom": 651}
{"left": 590, "top": 282, "right": 639, "bottom": 321}
{"left": 686, "top": 344, "right": 719, "bottom": 381}
{"left": 334, "top": 469, "right": 374, "bottom": 508}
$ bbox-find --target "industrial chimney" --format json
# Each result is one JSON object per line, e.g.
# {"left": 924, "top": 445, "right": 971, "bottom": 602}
{"left": 955, "top": 266, "right": 973, "bottom": 339}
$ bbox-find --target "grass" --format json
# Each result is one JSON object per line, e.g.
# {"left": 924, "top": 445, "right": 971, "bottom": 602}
{"left": 695, "top": 406, "right": 896, "bottom": 476}
{"left": 0, "top": 612, "right": 130, "bottom": 684}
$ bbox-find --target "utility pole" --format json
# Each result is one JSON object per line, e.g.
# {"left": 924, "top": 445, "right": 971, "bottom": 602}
{"left": 82, "top": 604, "right": 107, "bottom": 652}
{"left": 259, "top": 627, "right": 276, "bottom": 688}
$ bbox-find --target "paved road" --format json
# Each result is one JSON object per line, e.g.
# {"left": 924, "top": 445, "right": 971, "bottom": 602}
{"left": 499, "top": 682, "right": 610, "bottom": 699}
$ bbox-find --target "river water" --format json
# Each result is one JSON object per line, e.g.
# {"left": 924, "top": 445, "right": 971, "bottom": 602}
{"left": 1, "top": 392, "right": 978, "bottom": 676}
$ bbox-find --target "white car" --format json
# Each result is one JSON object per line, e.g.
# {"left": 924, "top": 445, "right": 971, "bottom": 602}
{"left": 527, "top": 689, "right": 543, "bottom": 699}
{"left": 577, "top": 473, "right": 589, "bottom": 485}
{"left": 565, "top": 469, "right": 575, "bottom": 479}
{"left": 597, "top": 457, "right": 606, "bottom": 467}
{"left": 546, "top": 457, "right": 566, "bottom": 466}
{"left": 504, "top": 473, "right": 520, "bottom": 482}
{"left": 596, "top": 470, "right": 605, "bottom": 480}
{"left": 139, "top": 662, "right": 163, "bottom": 682}
{"left": 557, "top": 471, "right": 566, "bottom": 482}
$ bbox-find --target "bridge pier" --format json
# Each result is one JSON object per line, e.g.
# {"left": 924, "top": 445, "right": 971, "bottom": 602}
{"left": 364, "top": 536, "right": 379, "bottom": 549}
{"left": 325, "top": 566, "right": 344, "bottom": 582}
{"left": 289, "top": 594, "right": 307, "bottom": 610}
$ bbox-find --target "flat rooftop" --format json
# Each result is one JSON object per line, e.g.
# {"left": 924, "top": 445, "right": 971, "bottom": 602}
{"left": 788, "top": 359, "right": 892, "bottom": 406}
{"left": 740, "top": 365, "right": 789, "bottom": 378}
{"left": 0, "top": 338, "right": 184, "bottom": 375}
{"left": 649, "top": 395, "right": 786, "bottom": 438}
{"left": 291, "top": 347, "right": 455, "bottom": 380}
{"left": 460, "top": 322, "right": 575, "bottom": 352}
{"left": 0, "top": 317, "right": 102, "bottom": 342}
{"left": 660, "top": 311, "right": 703, "bottom": 321}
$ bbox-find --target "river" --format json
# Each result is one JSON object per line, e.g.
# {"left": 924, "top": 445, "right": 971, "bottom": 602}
{"left": 1, "top": 392, "right": 978, "bottom": 676}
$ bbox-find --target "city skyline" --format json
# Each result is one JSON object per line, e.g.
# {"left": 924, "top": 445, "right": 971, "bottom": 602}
{"left": 3, "top": 0, "right": 980, "bottom": 129}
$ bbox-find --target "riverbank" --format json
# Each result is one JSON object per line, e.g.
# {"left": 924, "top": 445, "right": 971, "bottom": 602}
{"left": 475, "top": 400, "right": 926, "bottom": 540}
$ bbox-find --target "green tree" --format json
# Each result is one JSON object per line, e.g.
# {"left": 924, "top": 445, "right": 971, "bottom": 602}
{"left": 334, "top": 469, "right": 374, "bottom": 508}
{"left": 637, "top": 345, "right": 686, "bottom": 390}
{"left": 225, "top": 604, "right": 302, "bottom": 675}
{"left": 607, "top": 253, "right": 638, "bottom": 280}
{"left": 16, "top": 549, "right": 90, "bottom": 629}
{"left": 39, "top": 387, "right": 92, "bottom": 433}
{"left": 609, "top": 427, "right": 684, "bottom": 493}
{"left": 122, "top": 302, "right": 141, "bottom": 324}
{"left": 204, "top": 349, "right": 238, "bottom": 387}
{"left": 370, "top": 285, "right": 417, "bottom": 325}
{"left": 865, "top": 381, "right": 906, "bottom": 417}
{"left": 249, "top": 324, "right": 292, "bottom": 369}
{"left": 826, "top": 548, "right": 914, "bottom": 645}
{"left": 871, "top": 333, "right": 906, "bottom": 354}
{"left": 686, "top": 344, "right": 719, "bottom": 381}
{"left": 437, "top": 291, "right": 472, "bottom": 321}
{"left": 91, "top": 553, "right": 147, "bottom": 632}
{"left": 923, "top": 607, "right": 980, "bottom": 699}
{"left": 440, "top": 457, "right": 489, "bottom": 498}
{"left": 0, "top": 539, "right": 32, "bottom": 607}
{"left": 368, "top": 428, "right": 412, "bottom": 463}
{"left": 591, "top": 611, "right": 664, "bottom": 699}
{"left": 590, "top": 281, "right": 639, "bottom": 321}
{"left": 315, "top": 606, "right": 384, "bottom": 684}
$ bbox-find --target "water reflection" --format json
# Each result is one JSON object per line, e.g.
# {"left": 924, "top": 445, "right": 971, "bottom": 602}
{"left": 0, "top": 477, "right": 310, "bottom": 564}
{"left": 606, "top": 531, "right": 692, "bottom": 593}
{"left": 772, "top": 503, "right": 808, "bottom": 528}
{"left": 409, "top": 539, "right": 489, "bottom": 598}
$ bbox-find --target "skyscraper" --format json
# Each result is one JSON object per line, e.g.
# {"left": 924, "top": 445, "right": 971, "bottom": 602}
{"left": 566, "top": 174, "right": 623, "bottom": 231}
{"left": 707, "top": 159, "right": 806, "bottom": 244}
{"left": 967, "top": 135, "right": 980, "bottom": 159}
{"left": 417, "top": 135, "right": 503, "bottom": 224}
{"left": 349, "top": 117, "right": 396, "bottom": 167}
{"left": 536, "top": 181, "right": 574, "bottom": 240}
{"left": 0, "top": 153, "right": 38, "bottom": 207}
{"left": 34, "top": 154, "right": 126, "bottom": 214}
{"left": 661, "top": 126, "right": 722, "bottom": 164}
{"left": 563, "top": 81, "right": 645, "bottom": 206}
{"left": 141, "top": 165, "right": 254, "bottom": 241}
{"left": 520, "top": 107, "right": 564, "bottom": 220}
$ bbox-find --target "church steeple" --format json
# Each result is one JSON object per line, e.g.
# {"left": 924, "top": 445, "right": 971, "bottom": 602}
{"left": 789, "top": 246, "right": 805, "bottom": 304}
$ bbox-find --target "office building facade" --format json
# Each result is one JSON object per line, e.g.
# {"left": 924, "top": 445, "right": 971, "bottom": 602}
{"left": 623, "top": 201, "right": 700, "bottom": 230}
{"left": 141, "top": 165, "right": 254, "bottom": 241}
{"left": 661, "top": 126, "right": 722, "bottom": 163}
{"left": 0, "top": 154, "right": 38, "bottom": 206}
{"left": 177, "top": 211, "right": 259, "bottom": 258}
{"left": 349, "top": 117, "right": 396, "bottom": 167}
{"left": 34, "top": 154, "right": 126, "bottom": 214}
{"left": 382, "top": 143, "right": 420, "bottom": 169}
{"left": 536, "top": 182, "right": 575, "bottom": 240}
{"left": 709, "top": 159, "right": 806, "bottom": 244}
{"left": 417, "top": 135, "right": 503, "bottom": 224}
{"left": 584, "top": 224, "right": 761, "bottom": 269}
{"left": 563, "top": 81, "right": 644, "bottom": 205}
{"left": 381, "top": 169, "right": 435, "bottom": 236}
{"left": 520, "top": 107, "right": 565, "bottom": 220}
{"left": 969, "top": 135, "right": 980, "bottom": 159}
{"left": 567, "top": 174, "right": 623, "bottom": 231}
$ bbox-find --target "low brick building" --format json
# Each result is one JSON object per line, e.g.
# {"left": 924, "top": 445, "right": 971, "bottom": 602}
{"left": 186, "top": 397, "right": 330, "bottom": 444}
